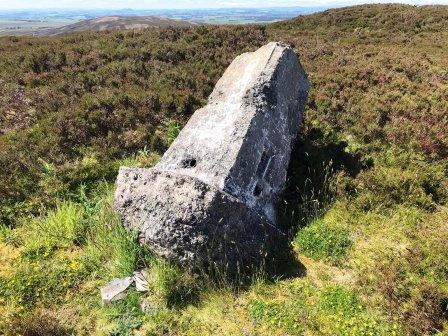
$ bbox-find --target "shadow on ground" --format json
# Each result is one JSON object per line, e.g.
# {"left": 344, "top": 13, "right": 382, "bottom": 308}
{"left": 279, "top": 126, "right": 366, "bottom": 239}
{"left": 213, "top": 126, "right": 368, "bottom": 286}
{"left": 258, "top": 125, "right": 368, "bottom": 283}
{"left": 164, "top": 125, "right": 368, "bottom": 309}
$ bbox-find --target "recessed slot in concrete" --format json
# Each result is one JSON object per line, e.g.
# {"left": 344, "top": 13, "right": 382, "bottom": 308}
{"left": 256, "top": 151, "right": 271, "bottom": 178}
{"left": 182, "top": 158, "right": 197, "bottom": 168}
{"left": 253, "top": 183, "right": 263, "bottom": 197}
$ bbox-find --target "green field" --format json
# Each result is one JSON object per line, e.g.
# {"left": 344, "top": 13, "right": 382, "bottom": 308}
{"left": 0, "top": 19, "right": 76, "bottom": 36}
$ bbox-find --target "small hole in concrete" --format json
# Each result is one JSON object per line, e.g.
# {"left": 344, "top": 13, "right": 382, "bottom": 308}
{"left": 253, "top": 183, "right": 263, "bottom": 197}
{"left": 182, "top": 158, "right": 197, "bottom": 168}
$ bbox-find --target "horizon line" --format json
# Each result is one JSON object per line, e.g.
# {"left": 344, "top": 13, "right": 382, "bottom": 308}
{"left": 1, "top": 3, "right": 445, "bottom": 12}
{"left": 1, "top": 6, "right": 330, "bottom": 11}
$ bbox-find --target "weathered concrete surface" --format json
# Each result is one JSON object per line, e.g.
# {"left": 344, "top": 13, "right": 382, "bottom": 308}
{"left": 114, "top": 42, "right": 309, "bottom": 272}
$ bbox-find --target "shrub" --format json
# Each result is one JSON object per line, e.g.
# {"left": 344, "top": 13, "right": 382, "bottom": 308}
{"left": 0, "top": 24, "right": 267, "bottom": 226}
{"left": 374, "top": 250, "right": 448, "bottom": 334}
{"left": 353, "top": 152, "right": 448, "bottom": 211}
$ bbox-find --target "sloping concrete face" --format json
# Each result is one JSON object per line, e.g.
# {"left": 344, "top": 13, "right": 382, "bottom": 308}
{"left": 114, "top": 42, "right": 309, "bottom": 272}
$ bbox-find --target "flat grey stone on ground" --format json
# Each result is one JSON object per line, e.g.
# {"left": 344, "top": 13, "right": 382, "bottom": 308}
{"left": 100, "top": 277, "right": 134, "bottom": 305}
{"left": 114, "top": 42, "right": 310, "bottom": 272}
{"left": 133, "top": 270, "right": 150, "bottom": 292}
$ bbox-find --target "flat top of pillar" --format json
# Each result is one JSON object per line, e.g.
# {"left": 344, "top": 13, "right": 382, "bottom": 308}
{"left": 208, "top": 42, "right": 295, "bottom": 104}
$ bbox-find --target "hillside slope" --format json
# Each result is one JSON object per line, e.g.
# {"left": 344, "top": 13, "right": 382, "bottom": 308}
{"left": 37, "top": 15, "right": 197, "bottom": 36}
{"left": 0, "top": 4, "right": 447, "bottom": 335}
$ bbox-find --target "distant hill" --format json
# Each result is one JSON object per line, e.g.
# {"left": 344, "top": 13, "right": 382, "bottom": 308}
{"left": 0, "top": 7, "right": 327, "bottom": 36}
{"left": 36, "top": 15, "right": 197, "bottom": 36}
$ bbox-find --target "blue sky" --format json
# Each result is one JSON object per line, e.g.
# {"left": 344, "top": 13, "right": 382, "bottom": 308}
{"left": 0, "top": 0, "right": 446, "bottom": 9}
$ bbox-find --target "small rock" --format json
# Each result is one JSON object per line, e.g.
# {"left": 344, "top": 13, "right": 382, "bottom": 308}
{"left": 100, "top": 277, "right": 134, "bottom": 305}
{"left": 133, "top": 270, "right": 150, "bottom": 292}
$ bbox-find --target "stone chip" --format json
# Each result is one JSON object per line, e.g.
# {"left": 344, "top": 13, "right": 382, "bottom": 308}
{"left": 100, "top": 277, "right": 134, "bottom": 305}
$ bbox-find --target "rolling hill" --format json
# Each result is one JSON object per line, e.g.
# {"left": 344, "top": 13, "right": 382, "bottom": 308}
{"left": 36, "top": 15, "right": 197, "bottom": 36}
{"left": 0, "top": 4, "right": 447, "bottom": 336}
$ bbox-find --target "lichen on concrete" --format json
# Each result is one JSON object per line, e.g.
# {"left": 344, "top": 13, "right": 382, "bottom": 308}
{"left": 114, "top": 42, "right": 310, "bottom": 272}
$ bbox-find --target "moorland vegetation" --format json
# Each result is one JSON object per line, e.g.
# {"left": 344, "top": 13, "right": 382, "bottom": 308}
{"left": 0, "top": 4, "right": 447, "bottom": 335}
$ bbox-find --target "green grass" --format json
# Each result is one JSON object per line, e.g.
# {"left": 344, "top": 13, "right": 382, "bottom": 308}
{"left": 0, "top": 184, "right": 154, "bottom": 334}
{"left": 1, "top": 173, "right": 447, "bottom": 335}
{"left": 0, "top": 180, "right": 204, "bottom": 335}
{"left": 295, "top": 218, "right": 351, "bottom": 265}
{"left": 0, "top": 4, "right": 447, "bottom": 335}
{"left": 247, "top": 281, "right": 398, "bottom": 336}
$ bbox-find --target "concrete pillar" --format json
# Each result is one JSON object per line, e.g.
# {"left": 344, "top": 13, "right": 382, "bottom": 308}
{"left": 114, "top": 42, "right": 309, "bottom": 272}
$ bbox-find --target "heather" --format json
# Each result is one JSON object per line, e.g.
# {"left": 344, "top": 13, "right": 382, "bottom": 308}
{"left": 0, "top": 4, "right": 447, "bottom": 335}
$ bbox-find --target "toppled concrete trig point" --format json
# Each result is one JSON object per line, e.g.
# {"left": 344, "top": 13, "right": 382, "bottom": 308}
{"left": 114, "top": 42, "right": 310, "bottom": 272}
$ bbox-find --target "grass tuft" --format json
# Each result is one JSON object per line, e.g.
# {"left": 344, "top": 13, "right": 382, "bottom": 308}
{"left": 295, "top": 218, "right": 352, "bottom": 265}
